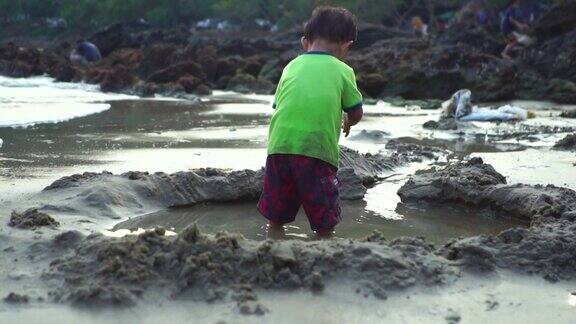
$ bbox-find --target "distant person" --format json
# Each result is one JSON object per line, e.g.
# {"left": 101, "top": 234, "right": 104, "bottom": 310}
{"left": 411, "top": 16, "right": 429, "bottom": 37}
{"left": 70, "top": 40, "right": 102, "bottom": 66}
{"left": 258, "top": 6, "right": 363, "bottom": 239}
{"left": 457, "top": 0, "right": 489, "bottom": 26}
{"left": 500, "top": 0, "right": 536, "bottom": 60}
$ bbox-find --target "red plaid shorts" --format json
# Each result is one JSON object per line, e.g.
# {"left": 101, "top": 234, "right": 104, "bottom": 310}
{"left": 257, "top": 154, "right": 341, "bottom": 231}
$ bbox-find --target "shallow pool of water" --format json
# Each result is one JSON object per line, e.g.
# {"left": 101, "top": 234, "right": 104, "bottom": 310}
{"left": 113, "top": 173, "right": 528, "bottom": 244}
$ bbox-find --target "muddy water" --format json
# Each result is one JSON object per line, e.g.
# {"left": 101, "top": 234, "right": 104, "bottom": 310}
{"left": 2, "top": 82, "right": 570, "bottom": 242}
{"left": 113, "top": 164, "right": 526, "bottom": 243}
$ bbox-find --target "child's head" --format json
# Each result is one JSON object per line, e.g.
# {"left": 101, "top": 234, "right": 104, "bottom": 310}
{"left": 302, "top": 6, "right": 358, "bottom": 59}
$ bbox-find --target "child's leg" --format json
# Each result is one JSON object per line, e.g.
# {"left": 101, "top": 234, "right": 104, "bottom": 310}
{"left": 257, "top": 154, "right": 301, "bottom": 236}
{"left": 266, "top": 220, "right": 286, "bottom": 240}
{"left": 316, "top": 228, "right": 335, "bottom": 239}
{"left": 502, "top": 38, "right": 518, "bottom": 60}
{"left": 291, "top": 156, "right": 341, "bottom": 238}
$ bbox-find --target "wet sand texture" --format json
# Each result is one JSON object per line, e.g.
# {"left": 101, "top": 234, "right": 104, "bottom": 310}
{"left": 38, "top": 160, "right": 576, "bottom": 309}
{"left": 32, "top": 146, "right": 443, "bottom": 220}
{"left": 398, "top": 157, "right": 576, "bottom": 223}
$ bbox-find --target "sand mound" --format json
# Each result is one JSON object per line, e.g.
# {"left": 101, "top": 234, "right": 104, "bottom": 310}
{"left": 8, "top": 209, "right": 59, "bottom": 229}
{"left": 46, "top": 227, "right": 457, "bottom": 308}
{"left": 553, "top": 134, "right": 576, "bottom": 151}
{"left": 32, "top": 146, "right": 442, "bottom": 220}
{"left": 398, "top": 157, "right": 576, "bottom": 223}
{"left": 28, "top": 159, "right": 576, "bottom": 309}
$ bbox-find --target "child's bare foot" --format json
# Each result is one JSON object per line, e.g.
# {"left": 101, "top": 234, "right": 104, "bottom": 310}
{"left": 266, "top": 221, "right": 286, "bottom": 240}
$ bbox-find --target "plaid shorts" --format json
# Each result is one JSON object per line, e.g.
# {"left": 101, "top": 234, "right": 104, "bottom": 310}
{"left": 257, "top": 154, "right": 341, "bottom": 232}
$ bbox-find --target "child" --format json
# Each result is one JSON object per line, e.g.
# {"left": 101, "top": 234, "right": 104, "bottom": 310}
{"left": 257, "top": 6, "right": 363, "bottom": 239}
{"left": 500, "top": 0, "right": 536, "bottom": 60}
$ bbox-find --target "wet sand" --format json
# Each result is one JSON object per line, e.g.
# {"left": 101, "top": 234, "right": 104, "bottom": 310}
{"left": 1, "top": 273, "right": 575, "bottom": 324}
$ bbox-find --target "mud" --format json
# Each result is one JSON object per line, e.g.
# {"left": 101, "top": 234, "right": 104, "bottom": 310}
{"left": 41, "top": 168, "right": 264, "bottom": 219}
{"left": 29, "top": 146, "right": 442, "bottom": 220}
{"left": 4, "top": 157, "right": 574, "bottom": 311}
{"left": 45, "top": 227, "right": 458, "bottom": 308}
{"left": 398, "top": 157, "right": 576, "bottom": 223}
{"left": 44, "top": 159, "right": 576, "bottom": 309}
{"left": 553, "top": 134, "right": 576, "bottom": 151}
{"left": 8, "top": 208, "right": 60, "bottom": 229}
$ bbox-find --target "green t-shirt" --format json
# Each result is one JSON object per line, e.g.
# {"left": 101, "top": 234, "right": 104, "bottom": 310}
{"left": 268, "top": 52, "right": 363, "bottom": 167}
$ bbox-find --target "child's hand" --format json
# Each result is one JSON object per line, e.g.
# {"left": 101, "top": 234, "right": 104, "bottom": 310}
{"left": 342, "top": 114, "right": 351, "bottom": 137}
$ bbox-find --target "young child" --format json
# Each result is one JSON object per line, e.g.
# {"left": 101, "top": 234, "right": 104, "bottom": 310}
{"left": 257, "top": 6, "right": 363, "bottom": 239}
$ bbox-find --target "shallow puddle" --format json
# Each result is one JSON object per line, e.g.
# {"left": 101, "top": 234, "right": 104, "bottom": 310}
{"left": 113, "top": 196, "right": 527, "bottom": 244}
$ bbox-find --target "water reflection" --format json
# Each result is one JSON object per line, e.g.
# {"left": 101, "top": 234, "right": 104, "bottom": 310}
{"left": 112, "top": 197, "right": 527, "bottom": 244}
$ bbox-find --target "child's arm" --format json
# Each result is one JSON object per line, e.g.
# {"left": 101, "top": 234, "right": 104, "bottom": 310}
{"left": 342, "top": 68, "right": 363, "bottom": 137}
{"left": 342, "top": 107, "right": 363, "bottom": 137}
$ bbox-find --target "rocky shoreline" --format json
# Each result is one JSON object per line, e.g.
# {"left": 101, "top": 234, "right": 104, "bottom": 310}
{"left": 2, "top": 2, "right": 576, "bottom": 103}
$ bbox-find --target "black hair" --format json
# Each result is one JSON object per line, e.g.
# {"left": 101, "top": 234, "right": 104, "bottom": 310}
{"left": 304, "top": 6, "right": 358, "bottom": 43}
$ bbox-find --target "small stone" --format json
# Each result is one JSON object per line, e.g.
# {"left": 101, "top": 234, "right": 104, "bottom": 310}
{"left": 181, "top": 223, "right": 200, "bottom": 243}
{"left": 4, "top": 293, "right": 29, "bottom": 304}
{"left": 310, "top": 272, "right": 325, "bottom": 293}
{"left": 238, "top": 301, "right": 268, "bottom": 316}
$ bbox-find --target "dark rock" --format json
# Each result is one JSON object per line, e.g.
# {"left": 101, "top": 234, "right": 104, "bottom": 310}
{"left": 423, "top": 120, "right": 440, "bottom": 130}
{"left": 147, "top": 61, "right": 205, "bottom": 84}
{"left": 89, "top": 23, "right": 130, "bottom": 57}
{"left": 242, "top": 56, "right": 264, "bottom": 77}
{"left": 355, "top": 23, "right": 412, "bottom": 49}
{"left": 309, "top": 272, "right": 325, "bottom": 292}
{"left": 358, "top": 73, "right": 386, "bottom": 98}
{"left": 226, "top": 73, "right": 274, "bottom": 94}
{"left": 67, "top": 284, "right": 137, "bottom": 307}
{"left": 50, "top": 63, "right": 78, "bottom": 82}
{"left": 560, "top": 110, "right": 576, "bottom": 118}
{"left": 534, "top": 2, "right": 576, "bottom": 40}
{"left": 215, "top": 58, "right": 239, "bottom": 81}
{"left": 238, "top": 301, "right": 269, "bottom": 315}
{"left": 546, "top": 79, "right": 576, "bottom": 104}
{"left": 99, "top": 66, "right": 137, "bottom": 92}
{"left": 4, "top": 293, "right": 29, "bottom": 304}
{"left": 8, "top": 209, "right": 59, "bottom": 229}
{"left": 0, "top": 60, "right": 34, "bottom": 78}
{"left": 553, "top": 134, "right": 576, "bottom": 151}
{"left": 178, "top": 76, "right": 203, "bottom": 93}
{"left": 194, "top": 46, "right": 218, "bottom": 81}
{"left": 194, "top": 84, "right": 212, "bottom": 95}
{"left": 423, "top": 118, "right": 458, "bottom": 131}
{"left": 138, "top": 44, "right": 177, "bottom": 78}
